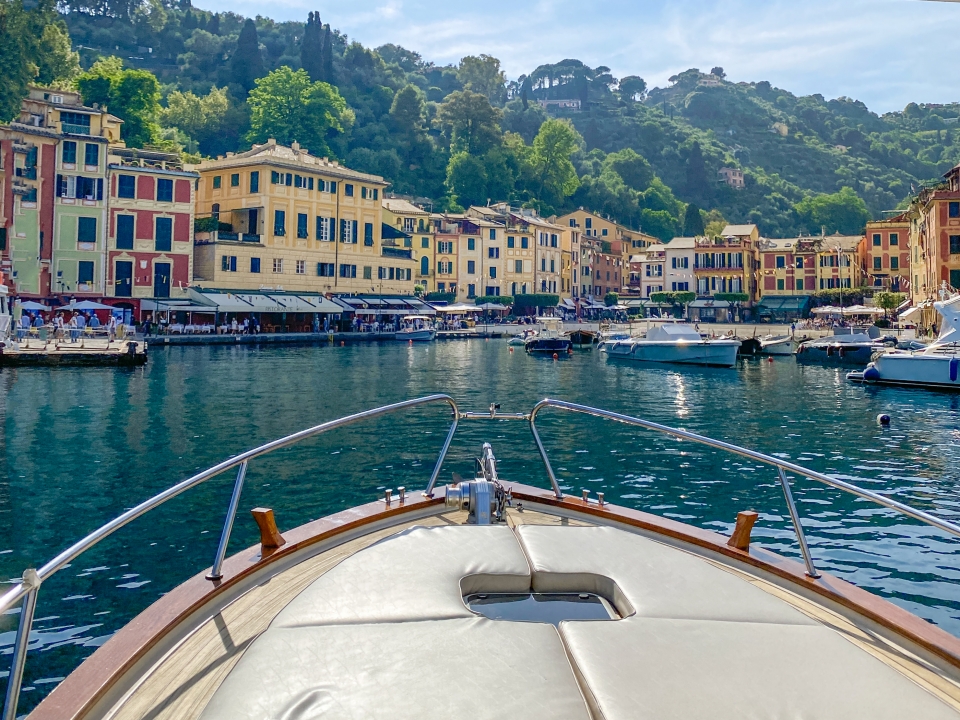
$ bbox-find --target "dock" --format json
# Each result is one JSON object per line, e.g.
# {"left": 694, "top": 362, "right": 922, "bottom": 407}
{"left": 1, "top": 338, "right": 148, "bottom": 367}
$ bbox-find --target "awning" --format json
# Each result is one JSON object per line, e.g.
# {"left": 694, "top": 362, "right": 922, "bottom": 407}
{"left": 436, "top": 303, "right": 481, "bottom": 313}
{"left": 141, "top": 301, "right": 217, "bottom": 313}
{"left": 561, "top": 299, "right": 577, "bottom": 309}
{"left": 757, "top": 296, "right": 811, "bottom": 312}
{"left": 899, "top": 306, "right": 921, "bottom": 321}
{"left": 188, "top": 289, "right": 342, "bottom": 313}
{"left": 689, "top": 300, "right": 731, "bottom": 308}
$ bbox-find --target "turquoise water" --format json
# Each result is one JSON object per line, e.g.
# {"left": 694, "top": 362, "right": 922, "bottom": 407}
{"left": 2, "top": 340, "right": 960, "bottom": 712}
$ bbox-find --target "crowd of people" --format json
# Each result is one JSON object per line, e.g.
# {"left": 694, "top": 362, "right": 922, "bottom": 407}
{"left": 17, "top": 311, "right": 122, "bottom": 342}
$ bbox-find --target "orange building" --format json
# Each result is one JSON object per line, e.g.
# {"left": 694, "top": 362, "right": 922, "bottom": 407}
{"left": 865, "top": 215, "right": 910, "bottom": 293}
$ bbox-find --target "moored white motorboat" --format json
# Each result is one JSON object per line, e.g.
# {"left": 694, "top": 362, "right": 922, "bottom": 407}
{"left": 603, "top": 323, "right": 741, "bottom": 367}
{"left": 395, "top": 315, "right": 437, "bottom": 341}
{"left": 759, "top": 335, "right": 797, "bottom": 355}
{"left": 509, "top": 328, "right": 537, "bottom": 345}
{"left": 848, "top": 293, "right": 960, "bottom": 390}
{"left": 525, "top": 318, "right": 572, "bottom": 354}
{"left": 795, "top": 331, "right": 888, "bottom": 366}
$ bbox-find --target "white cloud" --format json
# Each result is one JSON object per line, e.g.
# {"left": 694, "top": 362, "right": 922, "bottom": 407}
{"left": 196, "top": 0, "right": 960, "bottom": 112}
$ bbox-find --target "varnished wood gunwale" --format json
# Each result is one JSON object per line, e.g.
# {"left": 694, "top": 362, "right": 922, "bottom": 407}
{"left": 506, "top": 482, "right": 960, "bottom": 673}
{"left": 28, "top": 480, "right": 960, "bottom": 719}
{"left": 28, "top": 492, "right": 444, "bottom": 720}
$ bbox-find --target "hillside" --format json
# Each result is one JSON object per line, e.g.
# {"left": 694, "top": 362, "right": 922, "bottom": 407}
{"left": 6, "top": 1, "right": 960, "bottom": 240}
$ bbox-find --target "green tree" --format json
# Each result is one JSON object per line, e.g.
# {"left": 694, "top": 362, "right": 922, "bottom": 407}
{"left": 246, "top": 67, "right": 352, "bottom": 158}
{"left": 161, "top": 86, "right": 229, "bottom": 149}
{"left": 794, "top": 187, "right": 869, "bottom": 235}
{"left": 75, "top": 58, "right": 161, "bottom": 147}
{"left": 874, "top": 291, "right": 906, "bottom": 317}
{"left": 231, "top": 18, "right": 264, "bottom": 93}
{"left": 436, "top": 90, "right": 502, "bottom": 154}
{"left": 604, "top": 148, "right": 653, "bottom": 191}
{"left": 446, "top": 151, "right": 487, "bottom": 207}
{"left": 684, "top": 141, "right": 710, "bottom": 202}
{"left": 682, "top": 203, "right": 705, "bottom": 236}
{"left": 457, "top": 54, "right": 506, "bottom": 105}
{"left": 618, "top": 75, "right": 647, "bottom": 102}
{"left": 301, "top": 12, "right": 324, "bottom": 82}
{"left": 35, "top": 23, "right": 80, "bottom": 86}
{"left": 321, "top": 24, "right": 334, "bottom": 84}
{"left": 527, "top": 118, "right": 581, "bottom": 209}
{"left": 389, "top": 84, "right": 425, "bottom": 135}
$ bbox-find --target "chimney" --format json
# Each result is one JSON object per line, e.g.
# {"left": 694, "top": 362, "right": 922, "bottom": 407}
{"left": 291, "top": 141, "right": 300, "bottom": 152}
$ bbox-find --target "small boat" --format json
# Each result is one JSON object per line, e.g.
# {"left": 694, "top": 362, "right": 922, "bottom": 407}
{"left": 848, "top": 294, "right": 960, "bottom": 390}
{"left": 596, "top": 329, "right": 632, "bottom": 350}
{"left": 5, "top": 397, "right": 960, "bottom": 720}
{"left": 795, "top": 330, "right": 888, "bottom": 366}
{"left": 603, "top": 323, "right": 741, "bottom": 367}
{"left": 737, "top": 337, "right": 762, "bottom": 357}
{"left": 395, "top": 315, "right": 436, "bottom": 342}
{"left": 565, "top": 328, "right": 596, "bottom": 346}
{"left": 525, "top": 318, "right": 572, "bottom": 354}
{"left": 509, "top": 329, "right": 537, "bottom": 345}
{"left": 759, "top": 335, "right": 797, "bottom": 355}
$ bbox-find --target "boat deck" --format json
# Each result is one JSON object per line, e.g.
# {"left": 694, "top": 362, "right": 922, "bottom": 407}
{"left": 88, "top": 504, "right": 960, "bottom": 720}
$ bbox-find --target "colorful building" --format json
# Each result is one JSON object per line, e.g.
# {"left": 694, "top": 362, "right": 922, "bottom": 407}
{"left": 908, "top": 165, "right": 960, "bottom": 304}
{"left": 694, "top": 224, "right": 758, "bottom": 300}
{"left": 757, "top": 237, "right": 817, "bottom": 296}
{"left": 105, "top": 147, "right": 198, "bottom": 308}
{"left": 382, "top": 197, "right": 434, "bottom": 291}
{"left": 432, "top": 214, "right": 462, "bottom": 297}
{"left": 864, "top": 215, "right": 910, "bottom": 292}
{"left": 814, "top": 234, "right": 865, "bottom": 292}
{"left": 191, "top": 140, "right": 413, "bottom": 296}
{"left": 664, "top": 237, "right": 696, "bottom": 293}
{"left": 639, "top": 244, "right": 666, "bottom": 298}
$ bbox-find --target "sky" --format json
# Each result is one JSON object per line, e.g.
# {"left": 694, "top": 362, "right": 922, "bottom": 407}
{"left": 196, "top": 0, "right": 960, "bottom": 114}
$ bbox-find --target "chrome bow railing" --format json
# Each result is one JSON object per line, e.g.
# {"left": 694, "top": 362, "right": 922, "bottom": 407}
{"left": 4, "top": 396, "right": 960, "bottom": 720}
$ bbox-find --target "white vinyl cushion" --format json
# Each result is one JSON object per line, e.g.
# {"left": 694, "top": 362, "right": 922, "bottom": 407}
{"left": 199, "top": 618, "right": 591, "bottom": 720}
{"left": 273, "top": 525, "right": 531, "bottom": 627}
{"left": 560, "top": 617, "right": 960, "bottom": 720}
{"left": 518, "top": 525, "right": 815, "bottom": 624}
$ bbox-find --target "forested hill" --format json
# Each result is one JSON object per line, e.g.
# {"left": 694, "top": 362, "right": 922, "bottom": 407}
{"left": 5, "top": 0, "right": 960, "bottom": 240}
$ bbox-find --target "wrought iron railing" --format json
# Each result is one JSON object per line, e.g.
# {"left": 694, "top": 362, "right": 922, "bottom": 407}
{"left": 3, "top": 396, "right": 960, "bottom": 720}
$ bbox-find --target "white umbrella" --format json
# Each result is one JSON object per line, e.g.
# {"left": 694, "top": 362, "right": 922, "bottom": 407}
{"left": 69, "top": 300, "right": 115, "bottom": 310}
{"left": 476, "top": 302, "right": 507, "bottom": 311}
{"left": 17, "top": 300, "right": 50, "bottom": 311}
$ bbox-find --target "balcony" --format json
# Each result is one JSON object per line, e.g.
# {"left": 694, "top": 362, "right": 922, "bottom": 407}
{"left": 382, "top": 246, "right": 412, "bottom": 259}
{"left": 61, "top": 122, "right": 93, "bottom": 135}
{"left": 15, "top": 167, "right": 37, "bottom": 180}
{"left": 242, "top": 233, "right": 261, "bottom": 243}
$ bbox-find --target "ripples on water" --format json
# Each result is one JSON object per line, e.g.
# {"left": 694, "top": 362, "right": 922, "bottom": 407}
{"left": 1, "top": 341, "right": 959, "bottom": 710}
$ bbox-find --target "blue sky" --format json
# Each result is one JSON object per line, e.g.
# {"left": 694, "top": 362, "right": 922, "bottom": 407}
{"left": 198, "top": 0, "right": 959, "bottom": 113}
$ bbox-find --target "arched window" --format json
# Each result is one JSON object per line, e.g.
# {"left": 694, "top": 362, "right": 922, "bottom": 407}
{"left": 420, "top": 255, "right": 429, "bottom": 276}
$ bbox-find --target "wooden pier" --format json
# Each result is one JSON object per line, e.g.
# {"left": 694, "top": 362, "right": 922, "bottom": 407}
{"left": 0, "top": 338, "right": 148, "bottom": 367}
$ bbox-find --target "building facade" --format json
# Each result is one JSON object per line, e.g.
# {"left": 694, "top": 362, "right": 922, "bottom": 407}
{"left": 382, "top": 197, "right": 434, "bottom": 292}
{"left": 694, "top": 225, "right": 758, "bottom": 301}
{"left": 664, "top": 237, "right": 695, "bottom": 292}
{"left": 864, "top": 215, "right": 910, "bottom": 292}
{"left": 105, "top": 147, "right": 198, "bottom": 304}
{"left": 191, "top": 140, "right": 414, "bottom": 296}
{"left": 757, "top": 237, "right": 816, "bottom": 296}
{"left": 909, "top": 166, "right": 960, "bottom": 303}
{"left": 640, "top": 244, "right": 666, "bottom": 298}
{"left": 814, "top": 235, "right": 865, "bottom": 292}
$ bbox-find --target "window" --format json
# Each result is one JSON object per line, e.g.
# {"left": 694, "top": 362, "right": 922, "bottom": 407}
{"left": 488, "top": 266, "right": 498, "bottom": 279}
{"left": 488, "top": 247, "right": 499, "bottom": 258}
{"left": 157, "top": 179, "right": 173, "bottom": 202}
{"left": 317, "top": 262, "right": 335, "bottom": 277}
{"left": 891, "top": 257, "right": 899, "bottom": 270}
{"left": 950, "top": 202, "right": 960, "bottom": 218}
{"left": 274, "top": 210, "right": 286, "bottom": 236}
{"left": 308, "top": 178, "right": 314, "bottom": 190}
{"left": 273, "top": 258, "right": 284, "bottom": 273}
{"left": 422, "top": 237, "right": 430, "bottom": 248}
{"left": 467, "top": 260, "right": 476, "bottom": 274}
{"left": 316, "top": 216, "right": 332, "bottom": 241}
{"left": 77, "top": 216, "right": 97, "bottom": 243}
{"left": 250, "top": 171, "right": 260, "bottom": 193}
{"left": 873, "top": 233, "right": 881, "bottom": 246}
{"left": 514, "top": 260, "right": 522, "bottom": 273}
{"left": 601, "top": 228, "right": 608, "bottom": 236}
{"left": 437, "top": 261, "right": 453, "bottom": 274}
{"left": 344, "top": 184, "right": 354, "bottom": 197}
{"left": 116, "top": 215, "right": 134, "bottom": 249}
{"left": 585, "top": 218, "right": 592, "bottom": 229}
{"left": 271, "top": 171, "right": 280, "bottom": 185}
{"left": 776, "top": 255, "right": 785, "bottom": 269}
{"left": 339, "top": 263, "right": 357, "bottom": 278}
{"left": 438, "top": 241, "right": 453, "bottom": 253}
{"left": 363, "top": 265, "right": 372, "bottom": 279}
{"left": 364, "top": 222, "right": 374, "bottom": 246}
{"left": 373, "top": 189, "right": 378, "bottom": 200}
{"left": 221, "top": 255, "right": 237, "bottom": 271}
{"left": 296, "top": 260, "right": 305, "bottom": 274}
{"left": 521, "top": 237, "right": 529, "bottom": 249}
{"left": 297, "top": 213, "right": 308, "bottom": 239}
{"left": 361, "top": 187, "right": 367, "bottom": 199}
{"left": 62, "top": 141, "right": 77, "bottom": 164}
{"left": 294, "top": 174, "right": 303, "bottom": 188}
{"left": 84, "top": 143, "right": 99, "bottom": 167}
{"left": 507, "top": 236, "right": 515, "bottom": 248}
{"left": 950, "top": 236, "right": 960, "bottom": 255}
{"left": 551, "top": 234, "right": 558, "bottom": 247}
{"left": 229, "top": 173, "right": 239, "bottom": 187}
{"left": 549, "top": 260, "right": 555, "bottom": 273}
{"left": 541, "top": 259, "right": 546, "bottom": 271}
{"left": 78, "top": 261, "right": 94, "bottom": 285}
{"left": 285, "top": 173, "right": 292, "bottom": 186}
{"left": 467, "top": 238, "right": 475, "bottom": 251}
{"left": 890, "top": 233, "right": 898, "bottom": 246}
{"left": 118, "top": 174, "right": 135, "bottom": 198}
{"left": 776, "top": 278, "right": 785, "bottom": 290}
{"left": 796, "top": 256, "right": 804, "bottom": 269}
{"left": 340, "top": 219, "right": 358, "bottom": 243}
{"left": 212, "top": 203, "right": 220, "bottom": 220}
{"left": 467, "top": 284, "right": 476, "bottom": 298}
{"left": 796, "top": 279, "right": 804, "bottom": 291}
{"left": 873, "top": 257, "right": 882, "bottom": 270}
{"left": 251, "top": 257, "right": 261, "bottom": 273}
{"left": 213, "top": 176, "right": 222, "bottom": 189}
{"left": 155, "top": 217, "right": 172, "bottom": 251}
{"left": 489, "top": 229, "right": 496, "bottom": 240}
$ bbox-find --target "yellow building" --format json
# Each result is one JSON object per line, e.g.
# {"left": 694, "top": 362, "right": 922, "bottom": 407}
{"left": 381, "top": 197, "right": 434, "bottom": 291}
{"left": 555, "top": 210, "right": 656, "bottom": 251}
{"left": 191, "top": 140, "right": 414, "bottom": 295}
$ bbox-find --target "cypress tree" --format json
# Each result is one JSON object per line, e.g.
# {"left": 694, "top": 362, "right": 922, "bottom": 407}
{"left": 321, "top": 24, "right": 334, "bottom": 84}
{"left": 231, "top": 18, "right": 264, "bottom": 94}
{"left": 207, "top": 12, "right": 220, "bottom": 34}
{"left": 682, "top": 203, "right": 705, "bottom": 236}
{"left": 301, "top": 12, "right": 323, "bottom": 81}
{"left": 685, "top": 141, "right": 710, "bottom": 202}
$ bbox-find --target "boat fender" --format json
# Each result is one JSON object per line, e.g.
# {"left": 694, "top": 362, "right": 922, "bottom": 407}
{"left": 951, "top": 358, "right": 959, "bottom": 382}
{"left": 827, "top": 346, "right": 833, "bottom": 356}
{"left": 838, "top": 346, "right": 844, "bottom": 358}
{"left": 553, "top": 353, "right": 559, "bottom": 360}
{"left": 877, "top": 413, "right": 891, "bottom": 426}
{"left": 863, "top": 366, "right": 881, "bottom": 382}
{"left": 509, "top": 347, "right": 514, "bottom": 353}
{"left": 767, "top": 357, "right": 774, "bottom": 363}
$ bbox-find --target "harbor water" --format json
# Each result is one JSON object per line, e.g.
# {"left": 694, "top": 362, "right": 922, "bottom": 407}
{"left": 2, "top": 339, "right": 960, "bottom": 711}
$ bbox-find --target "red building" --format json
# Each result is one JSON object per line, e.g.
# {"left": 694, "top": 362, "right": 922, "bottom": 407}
{"left": 104, "top": 148, "right": 197, "bottom": 316}
{"left": 865, "top": 215, "right": 910, "bottom": 292}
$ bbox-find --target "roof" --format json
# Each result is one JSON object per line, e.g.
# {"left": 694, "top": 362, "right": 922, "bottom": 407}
{"left": 193, "top": 141, "right": 385, "bottom": 185}
{"left": 381, "top": 223, "right": 412, "bottom": 239}
{"left": 722, "top": 224, "right": 758, "bottom": 236}
{"left": 757, "top": 237, "right": 799, "bottom": 251}
{"left": 382, "top": 198, "right": 428, "bottom": 215}
{"left": 666, "top": 237, "right": 698, "bottom": 249}
{"left": 816, "top": 234, "right": 863, "bottom": 252}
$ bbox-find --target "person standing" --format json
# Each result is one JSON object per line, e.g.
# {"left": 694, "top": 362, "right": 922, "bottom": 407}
{"left": 68, "top": 314, "right": 79, "bottom": 342}
{"left": 18, "top": 313, "right": 30, "bottom": 340}
{"left": 107, "top": 314, "right": 117, "bottom": 342}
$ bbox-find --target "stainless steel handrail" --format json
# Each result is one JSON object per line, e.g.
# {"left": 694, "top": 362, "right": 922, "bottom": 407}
{"left": 528, "top": 398, "right": 960, "bottom": 577}
{"left": 0, "top": 394, "right": 459, "bottom": 720}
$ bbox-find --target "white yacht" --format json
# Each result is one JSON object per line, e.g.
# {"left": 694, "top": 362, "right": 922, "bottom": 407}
{"left": 395, "top": 315, "right": 437, "bottom": 341}
{"left": 848, "top": 293, "right": 960, "bottom": 389}
{"left": 3, "top": 397, "right": 960, "bottom": 720}
{"left": 760, "top": 334, "right": 797, "bottom": 355}
{"left": 603, "top": 322, "right": 741, "bottom": 367}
